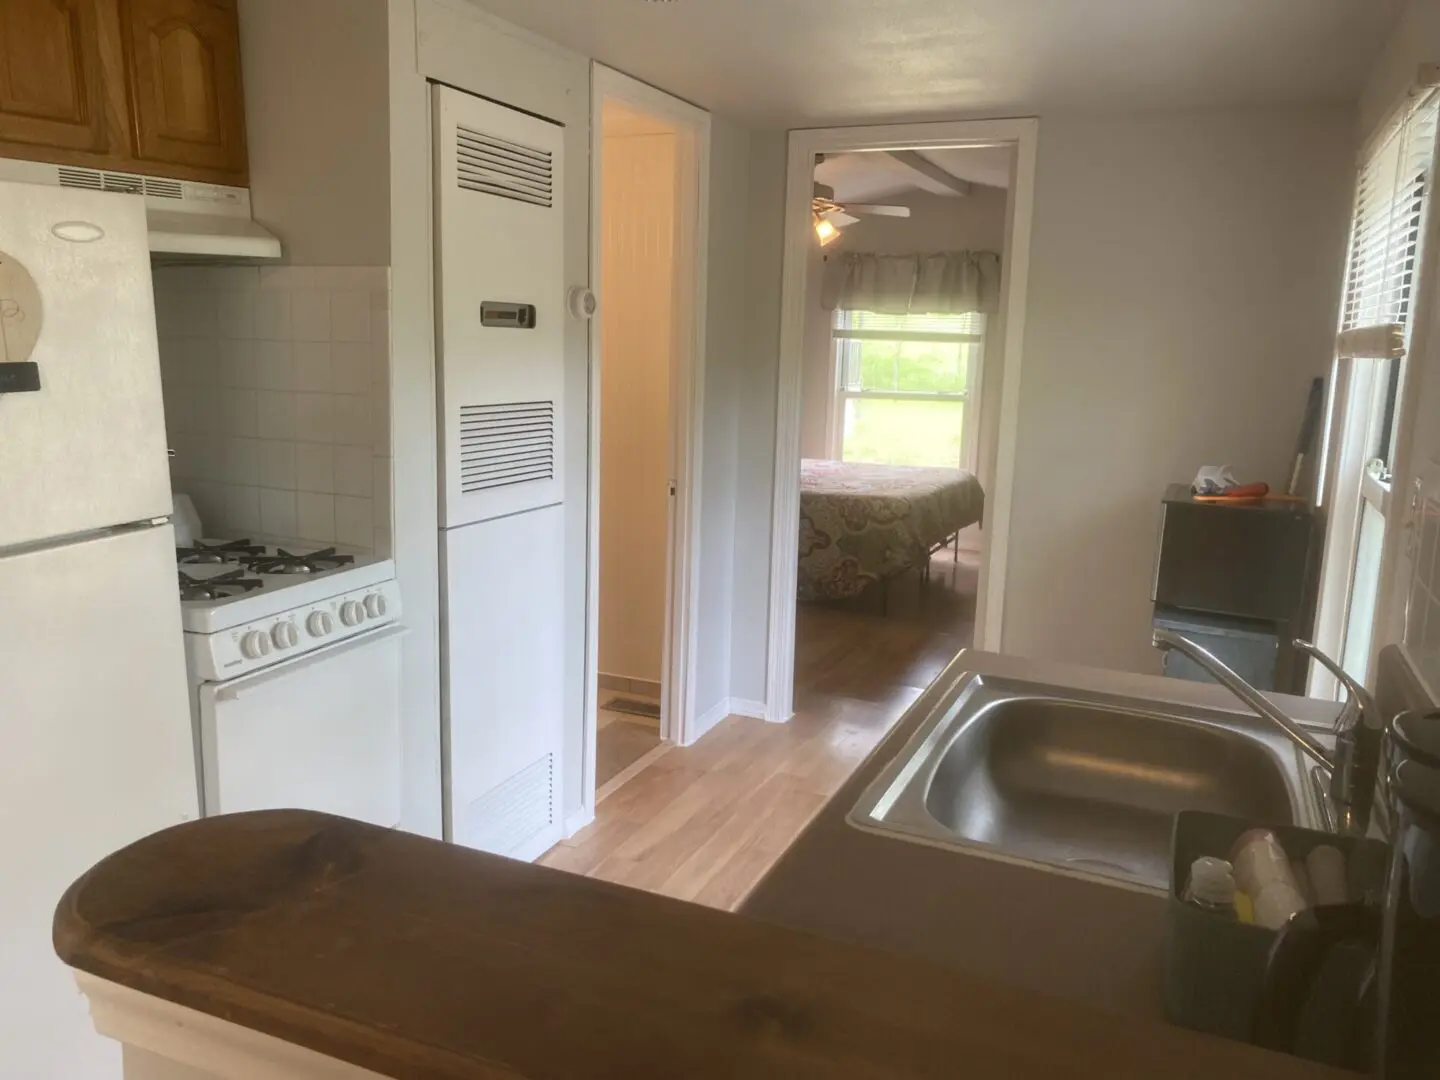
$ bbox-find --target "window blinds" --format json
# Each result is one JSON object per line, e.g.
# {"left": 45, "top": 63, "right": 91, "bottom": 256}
{"left": 1338, "top": 88, "right": 1440, "bottom": 359}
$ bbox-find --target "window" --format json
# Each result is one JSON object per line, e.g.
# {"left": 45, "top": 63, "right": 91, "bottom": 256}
{"left": 1341, "top": 92, "right": 1439, "bottom": 473}
{"left": 1315, "top": 84, "right": 1440, "bottom": 689}
{"left": 831, "top": 310, "right": 984, "bottom": 469}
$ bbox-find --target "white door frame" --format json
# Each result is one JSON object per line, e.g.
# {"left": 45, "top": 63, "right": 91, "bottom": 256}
{"left": 764, "top": 118, "right": 1039, "bottom": 722}
{"left": 582, "top": 64, "right": 711, "bottom": 816}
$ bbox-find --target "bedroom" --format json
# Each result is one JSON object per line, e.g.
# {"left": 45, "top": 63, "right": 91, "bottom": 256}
{"left": 792, "top": 145, "right": 1010, "bottom": 704}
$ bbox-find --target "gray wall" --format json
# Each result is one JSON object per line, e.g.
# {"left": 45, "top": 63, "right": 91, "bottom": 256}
{"left": 238, "top": 0, "right": 391, "bottom": 266}
{"left": 1002, "top": 106, "right": 1353, "bottom": 674}
{"left": 728, "top": 105, "right": 1355, "bottom": 696}
{"left": 691, "top": 117, "right": 752, "bottom": 718}
{"left": 727, "top": 132, "right": 788, "bottom": 706}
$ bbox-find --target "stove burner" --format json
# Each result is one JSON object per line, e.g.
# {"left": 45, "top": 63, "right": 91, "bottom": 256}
{"left": 177, "top": 539, "right": 265, "bottom": 566}
{"left": 247, "top": 547, "right": 356, "bottom": 576}
{"left": 178, "top": 568, "right": 265, "bottom": 601}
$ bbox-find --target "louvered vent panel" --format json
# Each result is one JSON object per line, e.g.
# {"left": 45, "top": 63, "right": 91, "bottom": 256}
{"left": 57, "top": 166, "right": 184, "bottom": 199}
{"left": 462, "top": 753, "right": 555, "bottom": 855}
{"left": 459, "top": 401, "right": 555, "bottom": 493}
{"left": 455, "top": 124, "right": 554, "bottom": 207}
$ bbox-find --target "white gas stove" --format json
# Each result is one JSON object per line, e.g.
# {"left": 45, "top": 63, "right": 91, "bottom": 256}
{"left": 177, "top": 540, "right": 401, "bottom": 680}
{"left": 177, "top": 539, "right": 404, "bottom": 827}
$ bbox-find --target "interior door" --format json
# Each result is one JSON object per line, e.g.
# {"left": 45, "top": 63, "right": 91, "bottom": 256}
{"left": 197, "top": 625, "right": 404, "bottom": 827}
{"left": 0, "top": 523, "right": 198, "bottom": 1080}
{"left": 118, "top": 0, "right": 247, "bottom": 178}
{"left": 0, "top": 0, "right": 114, "bottom": 154}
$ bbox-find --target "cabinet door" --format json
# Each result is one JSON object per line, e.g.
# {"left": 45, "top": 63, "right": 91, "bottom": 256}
{"left": 0, "top": 0, "right": 113, "bottom": 153}
{"left": 119, "top": 0, "right": 245, "bottom": 179}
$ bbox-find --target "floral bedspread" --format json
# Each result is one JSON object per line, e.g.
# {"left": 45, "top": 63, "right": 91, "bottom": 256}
{"left": 798, "top": 459, "right": 985, "bottom": 601}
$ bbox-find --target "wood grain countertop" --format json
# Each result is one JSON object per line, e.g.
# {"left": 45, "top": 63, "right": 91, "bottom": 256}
{"left": 54, "top": 804, "right": 1352, "bottom": 1078}
{"left": 743, "top": 649, "right": 1348, "bottom": 1021}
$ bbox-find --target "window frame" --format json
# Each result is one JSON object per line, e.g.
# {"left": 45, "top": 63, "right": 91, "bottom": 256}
{"left": 1313, "top": 83, "right": 1440, "bottom": 694}
{"left": 827, "top": 309, "right": 986, "bottom": 471}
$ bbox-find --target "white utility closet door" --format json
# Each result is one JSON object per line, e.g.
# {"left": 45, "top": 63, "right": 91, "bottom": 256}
{"left": 432, "top": 84, "right": 566, "bottom": 527}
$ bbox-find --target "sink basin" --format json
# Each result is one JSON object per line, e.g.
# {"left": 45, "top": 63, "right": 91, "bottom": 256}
{"left": 850, "top": 674, "right": 1322, "bottom": 891}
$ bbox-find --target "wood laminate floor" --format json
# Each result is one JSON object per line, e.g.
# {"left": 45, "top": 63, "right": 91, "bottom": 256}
{"left": 540, "top": 547, "right": 980, "bottom": 910}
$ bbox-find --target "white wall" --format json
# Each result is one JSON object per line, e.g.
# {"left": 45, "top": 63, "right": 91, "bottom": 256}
{"left": 799, "top": 186, "right": 1010, "bottom": 458}
{"left": 237, "top": 0, "right": 390, "bottom": 266}
{"left": 598, "top": 129, "right": 677, "bottom": 685}
{"left": 726, "top": 132, "right": 788, "bottom": 706}
{"left": 691, "top": 117, "right": 752, "bottom": 720}
{"left": 1359, "top": 0, "right": 1440, "bottom": 138}
{"left": 727, "top": 106, "right": 1354, "bottom": 700}
{"left": 1002, "top": 106, "right": 1353, "bottom": 675}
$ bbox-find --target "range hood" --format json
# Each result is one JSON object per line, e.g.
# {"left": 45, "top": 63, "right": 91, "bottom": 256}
{"left": 0, "top": 158, "right": 282, "bottom": 262}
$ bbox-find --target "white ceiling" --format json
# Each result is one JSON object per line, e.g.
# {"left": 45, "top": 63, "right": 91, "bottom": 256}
{"left": 473, "top": 0, "right": 1405, "bottom": 126}
{"left": 817, "top": 147, "right": 1012, "bottom": 203}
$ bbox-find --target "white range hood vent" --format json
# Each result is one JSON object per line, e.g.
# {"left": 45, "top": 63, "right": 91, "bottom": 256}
{"left": 0, "top": 158, "right": 282, "bottom": 262}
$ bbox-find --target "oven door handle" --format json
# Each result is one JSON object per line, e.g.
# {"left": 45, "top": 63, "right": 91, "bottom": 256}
{"left": 215, "top": 624, "right": 410, "bottom": 701}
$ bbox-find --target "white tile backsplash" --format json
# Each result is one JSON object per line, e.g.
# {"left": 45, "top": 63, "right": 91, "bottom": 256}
{"left": 256, "top": 391, "right": 297, "bottom": 441}
{"left": 291, "top": 291, "right": 332, "bottom": 342}
{"left": 294, "top": 342, "right": 333, "bottom": 393}
{"left": 158, "top": 266, "right": 391, "bottom": 553}
{"left": 295, "top": 442, "right": 334, "bottom": 493}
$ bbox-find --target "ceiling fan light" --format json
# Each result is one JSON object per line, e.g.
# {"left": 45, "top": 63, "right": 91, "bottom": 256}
{"left": 814, "top": 214, "right": 841, "bottom": 247}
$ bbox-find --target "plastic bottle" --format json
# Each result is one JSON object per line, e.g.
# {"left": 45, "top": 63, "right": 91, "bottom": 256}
{"left": 1182, "top": 856, "right": 1238, "bottom": 917}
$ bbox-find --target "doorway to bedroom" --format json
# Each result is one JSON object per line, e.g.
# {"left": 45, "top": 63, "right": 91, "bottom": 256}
{"left": 772, "top": 121, "right": 1038, "bottom": 722}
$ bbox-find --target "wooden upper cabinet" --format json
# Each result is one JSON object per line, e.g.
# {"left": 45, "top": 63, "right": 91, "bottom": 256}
{"left": 0, "top": 0, "right": 114, "bottom": 153}
{"left": 118, "top": 0, "right": 245, "bottom": 180}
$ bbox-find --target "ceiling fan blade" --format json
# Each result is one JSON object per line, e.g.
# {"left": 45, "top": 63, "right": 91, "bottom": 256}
{"left": 846, "top": 204, "right": 912, "bottom": 218}
{"left": 823, "top": 210, "right": 860, "bottom": 228}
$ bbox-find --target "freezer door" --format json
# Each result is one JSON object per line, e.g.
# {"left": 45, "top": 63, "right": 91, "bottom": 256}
{"left": 0, "top": 180, "right": 172, "bottom": 547}
{"left": 0, "top": 524, "right": 198, "bottom": 1080}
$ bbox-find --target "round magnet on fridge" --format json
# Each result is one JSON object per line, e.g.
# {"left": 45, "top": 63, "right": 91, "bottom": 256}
{"left": 0, "top": 249, "right": 42, "bottom": 366}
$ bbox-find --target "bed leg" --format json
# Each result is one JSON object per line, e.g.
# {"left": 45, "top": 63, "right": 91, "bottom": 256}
{"left": 953, "top": 533, "right": 959, "bottom": 564}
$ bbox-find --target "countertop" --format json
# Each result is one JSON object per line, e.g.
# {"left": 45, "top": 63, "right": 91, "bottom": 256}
{"left": 55, "top": 808, "right": 1354, "bottom": 1079}
{"left": 742, "top": 648, "right": 1347, "bottom": 1021}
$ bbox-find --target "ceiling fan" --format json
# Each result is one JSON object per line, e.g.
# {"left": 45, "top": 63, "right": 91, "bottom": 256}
{"left": 812, "top": 182, "right": 911, "bottom": 247}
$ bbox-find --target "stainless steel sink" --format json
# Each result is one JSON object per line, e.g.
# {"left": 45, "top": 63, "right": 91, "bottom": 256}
{"left": 850, "top": 674, "right": 1324, "bottom": 891}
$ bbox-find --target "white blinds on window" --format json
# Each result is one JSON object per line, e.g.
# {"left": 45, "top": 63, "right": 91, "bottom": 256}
{"left": 1338, "top": 89, "right": 1440, "bottom": 359}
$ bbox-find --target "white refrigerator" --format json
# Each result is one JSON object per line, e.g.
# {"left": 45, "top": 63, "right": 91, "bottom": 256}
{"left": 0, "top": 180, "right": 200, "bottom": 1078}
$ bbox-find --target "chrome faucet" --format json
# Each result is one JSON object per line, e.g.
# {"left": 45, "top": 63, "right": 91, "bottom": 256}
{"left": 1151, "top": 630, "right": 1385, "bottom": 837}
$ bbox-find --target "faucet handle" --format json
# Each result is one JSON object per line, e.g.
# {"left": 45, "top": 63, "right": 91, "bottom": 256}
{"left": 1293, "top": 640, "right": 1378, "bottom": 732}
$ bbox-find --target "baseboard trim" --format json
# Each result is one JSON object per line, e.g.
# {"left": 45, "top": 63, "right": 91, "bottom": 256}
{"left": 564, "top": 806, "right": 594, "bottom": 837}
{"left": 729, "top": 698, "right": 769, "bottom": 721}
{"left": 692, "top": 697, "right": 732, "bottom": 742}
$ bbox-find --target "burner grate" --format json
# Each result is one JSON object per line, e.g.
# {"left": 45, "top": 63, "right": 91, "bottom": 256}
{"left": 178, "top": 568, "right": 265, "bottom": 601}
{"left": 247, "top": 547, "right": 357, "bottom": 576}
{"left": 177, "top": 539, "right": 265, "bottom": 566}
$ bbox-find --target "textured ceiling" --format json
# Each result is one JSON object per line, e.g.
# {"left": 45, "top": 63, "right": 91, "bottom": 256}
{"left": 473, "top": 0, "right": 1404, "bottom": 126}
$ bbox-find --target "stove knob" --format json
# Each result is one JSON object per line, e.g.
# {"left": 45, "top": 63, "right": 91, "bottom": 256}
{"left": 364, "top": 593, "right": 387, "bottom": 619}
{"left": 307, "top": 611, "right": 334, "bottom": 638}
{"left": 271, "top": 622, "right": 299, "bottom": 650}
{"left": 340, "top": 600, "right": 366, "bottom": 627}
{"left": 240, "top": 630, "right": 271, "bottom": 660}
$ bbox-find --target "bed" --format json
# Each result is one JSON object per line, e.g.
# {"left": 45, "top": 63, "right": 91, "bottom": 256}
{"left": 797, "top": 459, "right": 985, "bottom": 603}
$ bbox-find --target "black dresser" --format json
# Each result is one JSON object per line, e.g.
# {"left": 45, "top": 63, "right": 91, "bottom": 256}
{"left": 1152, "top": 484, "right": 1320, "bottom": 693}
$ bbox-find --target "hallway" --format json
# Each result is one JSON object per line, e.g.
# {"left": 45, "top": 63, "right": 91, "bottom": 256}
{"left": 540, "top": 550, "right": 979, "bottom": 908}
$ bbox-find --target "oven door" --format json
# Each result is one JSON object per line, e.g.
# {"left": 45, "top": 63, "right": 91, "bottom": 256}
{"left": 197, "top": 625, "right": 406, "bottom": 826}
